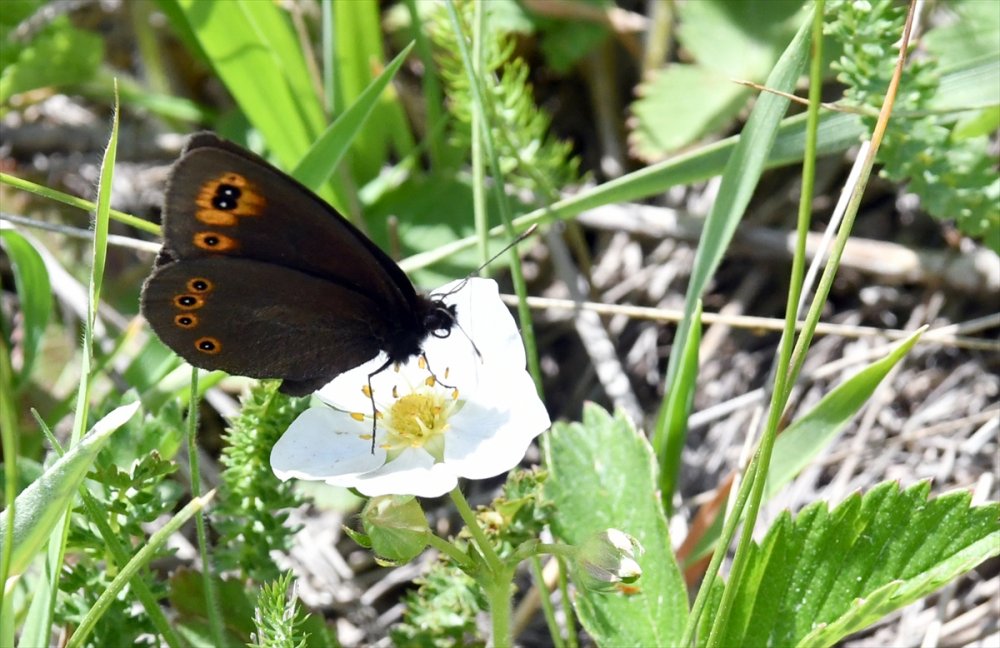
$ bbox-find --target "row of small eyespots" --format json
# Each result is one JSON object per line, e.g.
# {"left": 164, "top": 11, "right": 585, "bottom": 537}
{"left": 171, "top": 277, "right": 221, "bottom": 355}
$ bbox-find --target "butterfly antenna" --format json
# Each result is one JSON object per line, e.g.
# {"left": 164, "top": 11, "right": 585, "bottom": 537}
{"left": 433, "top": 225, "right": 539, "bottom": 299}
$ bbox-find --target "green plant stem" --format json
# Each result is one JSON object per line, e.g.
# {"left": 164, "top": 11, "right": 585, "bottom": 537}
{"left": 703, "top": 4, "right": 827, "bottom": 642}
{"left": 485, "top": 570, "right": 515, "bottom": 648}
{"left": 449, "top": 487, "right": 512, "bottom": 646}
{"left": 0, "top": 172, "right": 160, "bottom": 235}
{"left": 187, "top": 368, "right": 225, "bottom": 647}
{"left": 510, "top": 541, "right": 577, "bottom": 564}
{"left": 449, "top": 488, "right": 502, "bottom": 574}
{"left": 444, "top": 0, "right": 543, "bottom": 397}
{"left": 424, "top": 532, "right": 475, "bottom": 569}
{"left": 471, "top": 0, "right": 488, "bottom": 268}
{"left": 0, "top": 334, "right": 16, "bottom": 644}
{"left": 528, "top": 557, "right": 565, "bottom": 648}
{"left": 556, "top": 556, "right": 578, "bottom": 648}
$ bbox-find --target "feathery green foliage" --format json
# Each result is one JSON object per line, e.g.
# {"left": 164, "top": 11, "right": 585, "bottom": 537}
{"left": 250, "top": 572, "right": 312, "bottom": 648}
{"left": 429, "top": 1, "right": 580, "bottom": 198}
{"left": 826, "top": 0, "right": 1000, "bottom": 250}
{"left": 213, "top": 383, "right": 308, "bottom": 582}
{"left": 58, "top": 445, "right": 180, "bottom": 644}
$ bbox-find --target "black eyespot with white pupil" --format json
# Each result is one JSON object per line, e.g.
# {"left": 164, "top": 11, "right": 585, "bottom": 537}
{"left": 195, "top": 337, "right": 221, "bottom": 354}
{"left": 211, "top": 183, "right": 242, "bottom": 210}
{"left": 190, "top": 279, "right": 209, "bottom": 292}
{"left": 203, "top": 235, "right": 219, "bottom": 246}
{"left": 178, "top": 296, "right": 197, "bottom": 306}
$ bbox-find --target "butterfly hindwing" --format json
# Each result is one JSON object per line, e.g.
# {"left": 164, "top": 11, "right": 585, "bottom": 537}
{"left": 141, "top": 257, "right": 383, "bottom": 394}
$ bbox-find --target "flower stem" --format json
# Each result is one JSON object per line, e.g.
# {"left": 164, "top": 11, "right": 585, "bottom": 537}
{"left": 424, "top": 532, "right": 474, "bottom": 569}
{"left": 485, "top": 571, "right": 514, "bottom": 648}
{"left": 449, "top": 487, "right": 503, "bottom": 573}
{"left": 450, "top": 487, "right": 512, "bottom": 646}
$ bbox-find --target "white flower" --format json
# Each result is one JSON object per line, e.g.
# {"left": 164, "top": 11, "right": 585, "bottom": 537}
{"left": 270, "top": 278, "right": 550, "bottom": 497}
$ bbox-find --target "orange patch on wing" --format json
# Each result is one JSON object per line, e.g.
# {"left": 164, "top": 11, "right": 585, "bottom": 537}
{"left": 195, "top": 336, "right": 222, "bottom": 355}
{"left": 195, "top": 172, "right": 267, "bottom": 225}
{"left": 194, "top": 231, "right": 238, "bottom": 252}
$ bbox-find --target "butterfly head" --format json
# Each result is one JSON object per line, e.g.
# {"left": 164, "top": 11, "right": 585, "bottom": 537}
{"left": 425, "top": 299, "right": 457, "bottom": 339}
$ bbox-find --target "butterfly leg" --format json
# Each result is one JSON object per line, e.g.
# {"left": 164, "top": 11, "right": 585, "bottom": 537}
{"left": 367, "top": 357, "right": 396, "bottom": 453}
{"left": 420, "top": 353, "right": 457, "bottom": 391}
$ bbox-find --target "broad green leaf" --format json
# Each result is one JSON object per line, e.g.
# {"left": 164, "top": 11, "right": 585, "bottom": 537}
{"left": 171, "top": 0, "right": 324, "bottom": 171}
{"left": 765, "top": 329, "right": 924, "bottom": 499}
{"left": 678, "top": 0, "right": 806, "bottom": 79}
{"left": 629, "top": 0, "right": 806, "bottom": 158}
{"left": 0, "top": 402, "right": 139, "bottom": 577}
{"left": 332, "top": 0, "right": 414, "bottom": 182}
{"left": 630, "top": 66, "right": 749, "bottom": 161}
{"left": 544, "top": 404, "right": 687, "bottom": 647}
{"left": 701, "top": 481, "right": 1000, "bottom": 647}
{"left": 0, "top": 226, "right": 51, "bottom": 386}
{"left": 0, "top": 18, "right": 103, "bottom": 103}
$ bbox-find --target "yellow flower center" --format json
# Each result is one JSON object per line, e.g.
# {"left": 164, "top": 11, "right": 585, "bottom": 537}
{"left": 382, "top": 389, "right": 456, "bottom": 458}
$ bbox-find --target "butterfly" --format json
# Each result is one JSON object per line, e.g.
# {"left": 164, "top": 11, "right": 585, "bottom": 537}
{"left": 140, "top": 133, "right": 457, "bottom": 397}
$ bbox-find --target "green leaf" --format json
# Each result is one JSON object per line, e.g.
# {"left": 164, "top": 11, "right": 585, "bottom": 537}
{"left": 169, "top": 570, "right": 256, "bottom": 645}
{"left": 293, "top": 42, "right": 415, "bottom": 193}
{"left": 0, "top": 402, "right": 139, "bottom": 577}
{"left": 331, "top": 0, "right": 414, "bottom": 182}
{"left": 171, "top": 0, "right": 325, "bottom": 171}
{"left": 656, "top": 299, "right": 702, "bottom": 512}
{"left": 702, "top": 482, "right": 1000, "bottom": 647}
{"left": 765, "top": 329, "right": 924, "bottom": 499}
{"left": 544, "top": 404, "right": 687, "bottom": 646}
{"left": 0, "top": 18, "right": 103, "bottom": 103}
{"left": 677, "top": 0, "right": 806, "bottom": 79}
{"left": 630, "top": 65, "right": 750, "bottom": 160}
{"left": 655, "top": 9, "right": 814, "bottom": 502}
{"left": 0, "top": 226, "right": 51, "bottom": 386}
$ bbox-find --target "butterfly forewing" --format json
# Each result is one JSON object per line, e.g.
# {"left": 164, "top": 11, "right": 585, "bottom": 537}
{"left": 163, "top": 134, "right": 419, "bottom": 320}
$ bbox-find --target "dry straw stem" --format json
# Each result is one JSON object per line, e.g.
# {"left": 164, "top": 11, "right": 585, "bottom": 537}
{"left": 502, "top": 294, "right": 1000, "bottom": 353}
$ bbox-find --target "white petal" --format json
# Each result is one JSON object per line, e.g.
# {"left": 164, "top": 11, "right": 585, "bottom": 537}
{"left": 315, "top": 354, "right": 391, "bottom": 412}
{"left": 327, "top": 447, "right": 458, "bottom": 497}
{"left": 423, "top": 278, "right": 527, "bottom": 392}
{"left": 270, "top": 408, "right": 385, "bottom": 481}
{"left": 444, "top": 365, "right": 550, "bottom": 479}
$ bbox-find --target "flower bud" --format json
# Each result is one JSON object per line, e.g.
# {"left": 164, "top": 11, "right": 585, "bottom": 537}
{"left": 576, "top": 529, "right": 643, "bottom": 592}
{"left": 361, "top": 495, "right": 430, "bottom": 562}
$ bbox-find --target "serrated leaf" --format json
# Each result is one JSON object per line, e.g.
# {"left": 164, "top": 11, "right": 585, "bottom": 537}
{"left": 677, "top": 0, "right": 806, "bottom": 79}
{"left": 0, "top": 402, "right": 139, "bottom": 576}
{"left": 630, "top": 66, "right": 749, "bottom": 160}
{"left": 703, "top": 482, "right": 1000, "bottom": 647}
{"left": 543, "top": 404, "right": 687, "bottom": 647}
